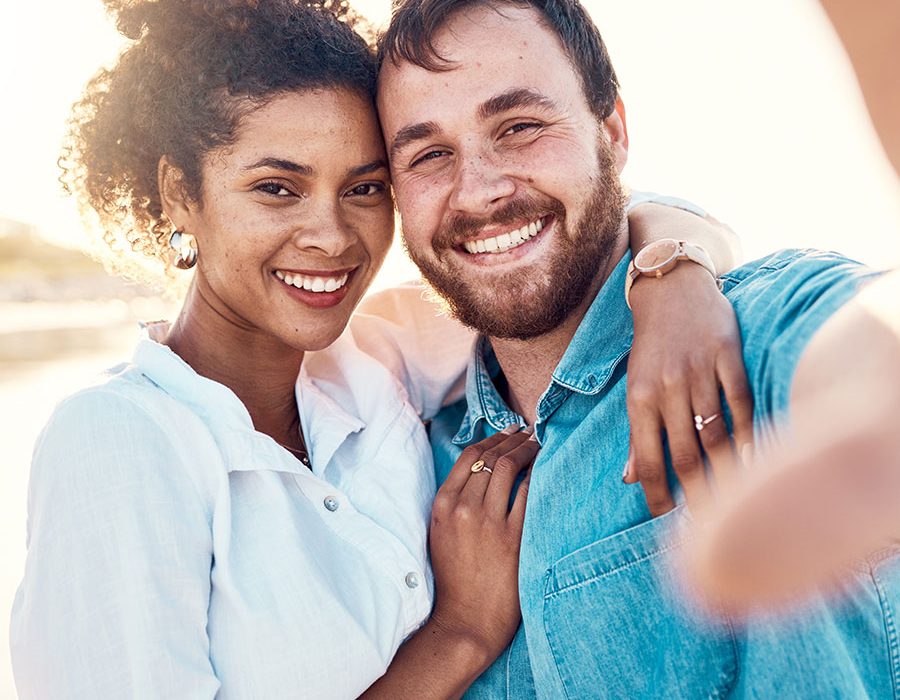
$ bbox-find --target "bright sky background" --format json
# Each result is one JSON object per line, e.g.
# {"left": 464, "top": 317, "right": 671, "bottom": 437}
{"left": 1, "top": 0, "right": 899, "bottom": 273}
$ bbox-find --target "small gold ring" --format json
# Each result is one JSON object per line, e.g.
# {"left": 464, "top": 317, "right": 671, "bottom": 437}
{"left": 694, "top": 413, "right": 721, "bottom": 432}
{"left": 470, "top": 459, "right": 486, "bottom": 473}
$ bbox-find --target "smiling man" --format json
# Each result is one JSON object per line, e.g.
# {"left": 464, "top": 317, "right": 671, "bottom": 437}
{"left": 376, "top": 0, "right": 900, "bottom": 698}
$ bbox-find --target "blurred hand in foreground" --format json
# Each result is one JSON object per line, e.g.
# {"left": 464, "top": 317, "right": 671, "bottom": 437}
{"left": 682, "top": 272, "right": 900, "bottom": 614}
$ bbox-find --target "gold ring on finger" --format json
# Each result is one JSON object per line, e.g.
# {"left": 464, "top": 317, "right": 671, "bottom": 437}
{"left": 694, "top": 413, "right": 721, "bottom": 432}
{"left": 470, "top": 459, "right": 486, "bottom": 473}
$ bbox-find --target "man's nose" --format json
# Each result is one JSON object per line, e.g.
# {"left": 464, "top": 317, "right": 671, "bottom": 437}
{"left": 448, "top": 152, "right": 516, "bottom": 216}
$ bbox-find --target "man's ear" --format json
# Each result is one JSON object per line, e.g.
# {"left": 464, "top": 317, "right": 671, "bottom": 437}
{"left": 602, "top": 97, "right": 629, "bottom": 173}
{"left": 157, "top": 156, "right": 194, "bottom": 230}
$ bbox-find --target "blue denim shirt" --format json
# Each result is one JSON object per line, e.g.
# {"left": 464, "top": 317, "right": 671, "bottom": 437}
{"left": 431, "top": 249, "right": 900, "bottom": 699}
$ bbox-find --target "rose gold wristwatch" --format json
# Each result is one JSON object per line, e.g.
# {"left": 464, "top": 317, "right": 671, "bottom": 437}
{"left": 624, "top": 238, "right": 718, "bottom": 308}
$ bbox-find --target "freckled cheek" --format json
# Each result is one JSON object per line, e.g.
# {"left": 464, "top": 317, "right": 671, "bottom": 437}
{"left": 394, "top": 179, "right": 445, "bottom": 247}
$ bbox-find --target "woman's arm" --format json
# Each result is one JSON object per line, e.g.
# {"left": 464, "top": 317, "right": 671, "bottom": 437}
{"left": 362, "top": 427, "right": 537, "bottom": 699}
{"left": 624, "top": 201, "right": 753, "bottom": 518}
{"left": 628, "top": 201, "right": 741, "bottom": 275}
{"left": 10, "top": 389, "right": 219, "bottom": 699}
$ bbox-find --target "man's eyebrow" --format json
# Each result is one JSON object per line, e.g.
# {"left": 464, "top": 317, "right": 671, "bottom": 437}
{"left": 243, "top": 157, "right": 313, "bottom": 175}
{"left": 349, "top": 159, "right": 389, "bottom": 178}
{"left": 478, "top": 88, "right": 558, "bottom": 120}
{"left": 389, "top": 121, "right": 440, "bottom": 160}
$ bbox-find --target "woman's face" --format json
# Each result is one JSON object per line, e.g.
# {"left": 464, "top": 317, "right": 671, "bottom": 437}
{"left": 178, "top": 88, "right": 393, "bottom": 351}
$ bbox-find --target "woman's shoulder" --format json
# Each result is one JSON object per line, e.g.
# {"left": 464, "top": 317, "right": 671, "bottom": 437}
{"left": 32, "top": 360, "right": 224, "bottom": 503}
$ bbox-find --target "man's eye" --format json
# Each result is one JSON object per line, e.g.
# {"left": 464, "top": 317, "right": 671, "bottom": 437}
{"left": 256, "top": 182, "right": 293, "bottom": 197}
{"left": 504, "top": 122, "right": 541, "bottom": 136}
{"left": 347, "top": 182, "right": 385, "bottom": 197}
{"left": 411, "top": 150, "right": 448, "bottom": 168}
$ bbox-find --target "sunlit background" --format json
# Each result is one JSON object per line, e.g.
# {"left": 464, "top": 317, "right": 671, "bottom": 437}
{"left": 1, "top": 0, "right": 898, "bottom": 696}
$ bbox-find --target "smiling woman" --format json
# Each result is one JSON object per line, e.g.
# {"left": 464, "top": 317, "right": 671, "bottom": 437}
{"left": 8, "top": 1, "right": 539, "bottom": 697}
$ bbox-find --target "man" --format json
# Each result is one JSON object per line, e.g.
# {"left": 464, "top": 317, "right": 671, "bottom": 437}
{"left": 685, "top": 0, "right": 900, "bottom": 610}
{"left": 376, "top": 0, "right": 900, "bottom": 698}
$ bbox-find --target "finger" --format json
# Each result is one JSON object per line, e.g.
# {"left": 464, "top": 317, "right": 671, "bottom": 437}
{"left": 484, "top": 434, "right": 539, "bottom": 513}
{"left": 622, "top": 441, "right": 636, "bottom": 484}
{"left": 508, "top": 467, "right": 532, "bottom": 530}
{"left": 718, "top": 351, "right": 755, "bottom": 464}
{"left": 442, "top": 424, "right": 521, "bottom": 497}
{"left": 691, "top": 382, "right": 736, "bottom": 491}
{"left": 629, "top": 404, "right": 676, "bottom": 517}
{"left": 460, "top": 428, "right": 535, "bottom": 506}
{"left": 661, "top": 394, "right": 712, "bottom": 519}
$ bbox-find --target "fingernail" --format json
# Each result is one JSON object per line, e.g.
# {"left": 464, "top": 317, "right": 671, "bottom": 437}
{"left": 740, "top": 443, "right": 754, "bottom": 466}
{"left": 522, "top": 425, "right": 534, "bottom": 435}
{"left": 622, "top": 446, "right": 634, "bottom": 483}
{"left": 501, "top": 424, "right": 520, "bottom": 435}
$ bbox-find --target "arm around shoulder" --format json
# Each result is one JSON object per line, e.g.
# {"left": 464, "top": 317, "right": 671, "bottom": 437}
{"left": 11, "top": 387, "right": 220, "bottom": 699}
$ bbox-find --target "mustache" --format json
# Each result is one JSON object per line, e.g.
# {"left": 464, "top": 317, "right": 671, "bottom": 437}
{"left": 433, "top": 195, "right": 566, "bottom": 249}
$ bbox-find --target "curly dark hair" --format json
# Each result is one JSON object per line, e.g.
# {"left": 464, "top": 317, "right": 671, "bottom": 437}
{"left": 378, "top": 0, "right": 619, "bottom": 119}
{"left": 62, "top": 0, "right": 377, "bottom": 280}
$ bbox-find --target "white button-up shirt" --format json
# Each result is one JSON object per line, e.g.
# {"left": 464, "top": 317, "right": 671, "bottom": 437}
{"left": 10, "top": 284, "right": 474, "bottom": 700}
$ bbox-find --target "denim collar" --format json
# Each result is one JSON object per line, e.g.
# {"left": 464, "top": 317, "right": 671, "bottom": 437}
{"left": 452, "top": 252, "right": 634, "bottom": 445}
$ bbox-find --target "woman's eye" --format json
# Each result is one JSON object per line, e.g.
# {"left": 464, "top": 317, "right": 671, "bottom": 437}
{"left": 410, "top": 150, "right": 448, "bottom": 168}
{"left": 255, "top": 182, "right": 293, "bottom": 197}
{"left": 347, "top": 182, "right": 385, "bottom": 197}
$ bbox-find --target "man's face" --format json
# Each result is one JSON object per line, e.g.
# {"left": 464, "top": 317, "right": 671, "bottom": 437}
{"left": 378, "top": 4, "right": 628, "bottom": 339}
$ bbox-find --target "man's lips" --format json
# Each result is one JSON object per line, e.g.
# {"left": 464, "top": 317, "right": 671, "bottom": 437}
{"left": 455, "top": 215, "right": 550, "bottom": 256}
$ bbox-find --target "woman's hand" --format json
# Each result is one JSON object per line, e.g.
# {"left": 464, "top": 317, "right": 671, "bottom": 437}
{"left": 429, "top": 425, "right": 537, "bottom": 658}
{"left": 624, "top": 264, "right": 754, "bottom": 518}
{"left": 361, "top": 426, "right": 536, "bottom": 699}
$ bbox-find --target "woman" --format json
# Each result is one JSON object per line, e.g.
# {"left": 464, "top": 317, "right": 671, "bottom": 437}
{"left": 10, "top": 0, "right": 745, "bottom": 697}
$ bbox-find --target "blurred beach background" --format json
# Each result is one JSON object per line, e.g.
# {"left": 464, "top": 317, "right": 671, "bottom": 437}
{"left": 2, "top": 0, "right": 899, "bottom": 697}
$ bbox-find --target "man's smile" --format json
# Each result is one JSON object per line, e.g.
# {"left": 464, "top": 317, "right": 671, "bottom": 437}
{"left": 459, "top": 215, "right": 548, "bottom": 255}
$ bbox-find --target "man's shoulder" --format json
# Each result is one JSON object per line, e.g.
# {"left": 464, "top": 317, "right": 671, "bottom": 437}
{"left": 720, "top": 248, "right": 882, "bottom": 423}
{"left": 722, "top": 248, "right": 874, "bottom": 295}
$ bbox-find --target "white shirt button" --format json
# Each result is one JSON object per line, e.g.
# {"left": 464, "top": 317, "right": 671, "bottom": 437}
{"left": 323, "top": 496, "right": 339, "bottom": 512}
{"left": 405, "top": 572, "right": 420, "bottom": 589}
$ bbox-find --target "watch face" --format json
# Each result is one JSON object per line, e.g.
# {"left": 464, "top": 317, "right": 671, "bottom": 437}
{"left": 635, "top": 238, "right": 680, "bottom": 271}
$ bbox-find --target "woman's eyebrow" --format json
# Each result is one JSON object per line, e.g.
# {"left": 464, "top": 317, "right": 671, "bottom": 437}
{"left": 349, "top": 159, "right": 388, "bottom": 177}
{"left": 244, "top": 157, "right": 313, "bottom": 175}
{"left": 478, "top": 88, "right": 558, "bottom": 120}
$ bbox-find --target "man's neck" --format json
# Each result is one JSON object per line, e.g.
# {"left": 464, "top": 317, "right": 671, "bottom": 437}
{"left": 490, "top": 231, "right": 629, "bottom": 426}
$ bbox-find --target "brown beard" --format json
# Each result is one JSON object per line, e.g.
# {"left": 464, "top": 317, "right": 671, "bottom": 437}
{"left": 404, "top": 143, "right": 627, "bottom": 340}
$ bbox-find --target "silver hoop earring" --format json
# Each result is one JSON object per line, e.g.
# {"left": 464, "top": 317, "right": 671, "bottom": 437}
{"left": 168, "top": 230, "right": 198, "bottom": 270}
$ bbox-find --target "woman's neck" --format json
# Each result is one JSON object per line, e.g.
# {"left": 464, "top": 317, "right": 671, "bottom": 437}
{"left": 165, "top": 281, "right": 305, "bottom": 448}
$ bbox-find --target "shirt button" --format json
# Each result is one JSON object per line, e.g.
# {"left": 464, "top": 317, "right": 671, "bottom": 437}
{"left": 404, "top": 572, "right": 420, "bottom": 589}
{"left": 323, "top": 496, "right": 339, "bottom": 512}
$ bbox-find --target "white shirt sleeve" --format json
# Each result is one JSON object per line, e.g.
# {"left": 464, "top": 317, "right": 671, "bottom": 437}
{"left": 10, "top": 387, "right": 221, "bottom": 700}
{"left": 351, "top": 282, "right": 476, "bottom": 420}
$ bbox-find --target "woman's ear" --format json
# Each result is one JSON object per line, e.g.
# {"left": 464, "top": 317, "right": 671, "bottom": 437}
{"left": 157, "top": 156, "right": 193, "bottom": 229}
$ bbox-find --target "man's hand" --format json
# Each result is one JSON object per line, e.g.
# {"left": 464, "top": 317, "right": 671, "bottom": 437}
{"left": 683, "top": 271, "right": 900, "bottom": 612}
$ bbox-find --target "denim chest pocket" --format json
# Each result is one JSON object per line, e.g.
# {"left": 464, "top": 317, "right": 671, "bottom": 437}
{"left": 541, "top": 507, "right": 738, "bottom": 700}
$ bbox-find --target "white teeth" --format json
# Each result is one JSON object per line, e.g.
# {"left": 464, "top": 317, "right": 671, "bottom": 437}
{"left": 275, "top": 271, "right": 350, "bottom": 293}
{"left": 461, "top": 217, "right": 546, "bottom": 255}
